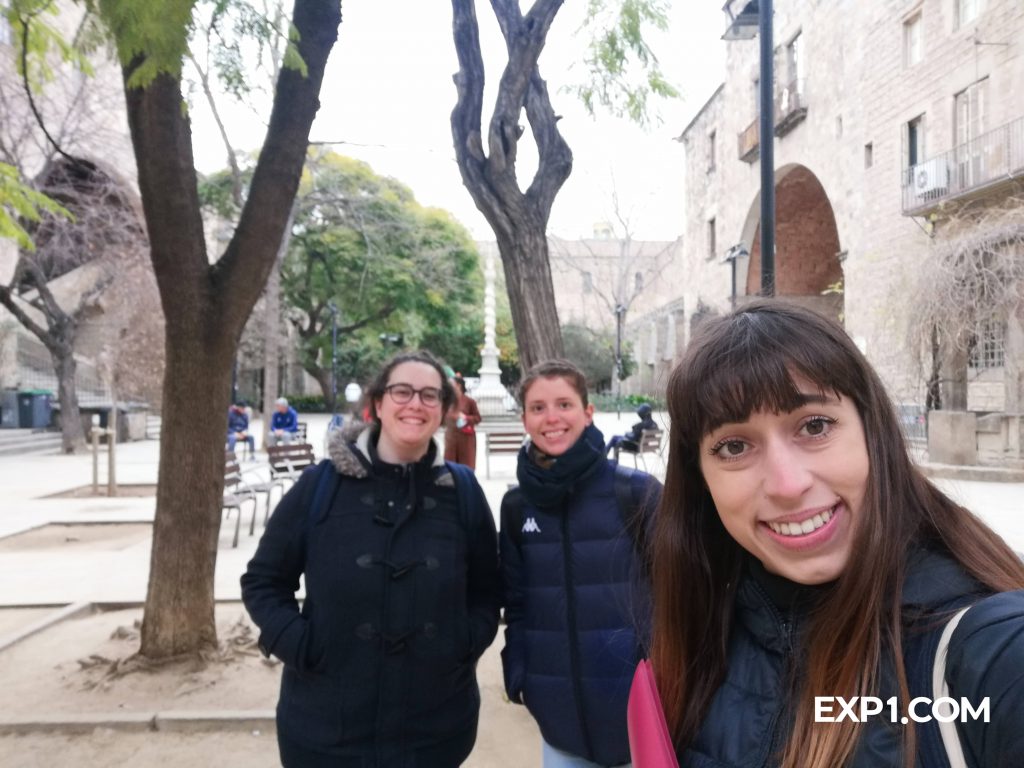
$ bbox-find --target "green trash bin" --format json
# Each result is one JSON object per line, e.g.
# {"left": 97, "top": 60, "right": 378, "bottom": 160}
{"left": 17, "top": 390, "right": 53, "bottom": 429}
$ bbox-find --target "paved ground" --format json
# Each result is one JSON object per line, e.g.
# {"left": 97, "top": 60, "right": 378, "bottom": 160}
{"left": 0, "top": 410, "right": 1020, "bottom": 766}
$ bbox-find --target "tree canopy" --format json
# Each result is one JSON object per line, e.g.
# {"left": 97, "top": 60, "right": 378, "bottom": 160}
{"left": 277, "top": 151, "right": 483, "bottom": 404}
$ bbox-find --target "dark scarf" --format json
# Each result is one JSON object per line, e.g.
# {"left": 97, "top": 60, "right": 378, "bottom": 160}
{"left": 517, "top": 423, "right": 606, "bottom": 508}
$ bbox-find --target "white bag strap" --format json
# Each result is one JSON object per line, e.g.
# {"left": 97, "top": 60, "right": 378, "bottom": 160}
{"left": 931, "top": 606, "right": 971, "bottom": 768}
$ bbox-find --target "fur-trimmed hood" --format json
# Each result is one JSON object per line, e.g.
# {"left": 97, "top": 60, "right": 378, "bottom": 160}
{"left": 325, "top": 421, "right": 450, "bottom": 482}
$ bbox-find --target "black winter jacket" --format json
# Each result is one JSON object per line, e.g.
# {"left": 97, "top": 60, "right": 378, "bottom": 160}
{"left": 241, "top": 426, "right": 501, "bottom": 768}
{"left": 680, "top": 549, "right": 1024, "bottom": 768}
{"left": 500, "top": 441, "right": 662, "bottom": 767}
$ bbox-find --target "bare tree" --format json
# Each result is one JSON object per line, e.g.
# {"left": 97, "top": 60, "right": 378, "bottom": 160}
{"left": 186, "top": 0, "right": 294, "bottom": 436}
{"left": 449, "top": 0, "right": 677, "bottom": 371}
{"left": 549, "top": 205, "right": 677, "bottom": 333}
{"left": 0, "top": 3, "right": 154, "bottom": 452}
{"left": 450, "top": 0, "right": 570, "bottom": 369}
{"left": 908, "top": 195, "right": 1024, "bottom": 412}
{"left": 88, "top": 0, "right": 342, "bottom": 659}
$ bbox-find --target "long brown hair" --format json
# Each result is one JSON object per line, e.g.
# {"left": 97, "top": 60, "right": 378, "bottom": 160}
{"left": 650, "top": 300, "right": 1024, "bottom": 768}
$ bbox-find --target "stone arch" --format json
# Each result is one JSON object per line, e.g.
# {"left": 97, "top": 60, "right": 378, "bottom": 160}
{"left": 737, "top": 164, "right": 844, "bottom": 319}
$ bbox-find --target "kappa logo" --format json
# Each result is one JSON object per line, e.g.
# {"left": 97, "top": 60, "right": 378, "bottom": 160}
{"left": 522, "top": 517, "right": 542, "bottom": 534}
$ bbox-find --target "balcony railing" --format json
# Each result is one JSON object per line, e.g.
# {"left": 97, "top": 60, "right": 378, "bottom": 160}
{"left": 902, "top": 115, "right": 1024, "bottom": 214}
{"left": 774, "top": 78, "right": 807, "bottom": 137}
{"left": 736, "top": 79, "right": 809, "bottom": 162}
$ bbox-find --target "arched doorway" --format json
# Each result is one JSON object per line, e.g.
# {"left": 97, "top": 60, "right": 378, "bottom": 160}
{"left": 739, "top": 165, "right": 844, "bottom": 320}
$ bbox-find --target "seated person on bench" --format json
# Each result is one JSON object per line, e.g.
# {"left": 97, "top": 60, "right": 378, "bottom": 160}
{"left": 606, "top": 402, "right": 657, "bottom": 455}
{"left": 266, "top": 397, "right": 300, "bottom": 447}
{"left": 227, "top": 400, "right": 256, "bottom": 457}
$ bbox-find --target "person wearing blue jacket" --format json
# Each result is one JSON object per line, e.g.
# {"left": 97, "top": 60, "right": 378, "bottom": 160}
{"left": 226, "top": 401, "right": 255, "bottom": 456}
{"left": 267, "top": 397, "right": 299, "bottom": 446}
{"left": 500, "top": 359, "right": 662, "bottom": 768}
{"left": 648, "top": 300, "right": 1024, "bottom": 768}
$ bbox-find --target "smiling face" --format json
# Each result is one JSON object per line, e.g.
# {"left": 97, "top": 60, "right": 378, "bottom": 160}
{"left": 697, "top": 380, "right": 870, "bottom": 585}
{"left": 522, "top": 375, "right": 595, "bottom": 457}
{"left": 374, "top": 361, "right": 444, "bottom": 463}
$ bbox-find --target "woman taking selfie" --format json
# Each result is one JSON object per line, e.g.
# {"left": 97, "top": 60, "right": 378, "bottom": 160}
{"left": 649, "top": 301, "right": 1024, "bottom": 768}
{"left": 242, "top": 350, "right": 501, "bottom": 767}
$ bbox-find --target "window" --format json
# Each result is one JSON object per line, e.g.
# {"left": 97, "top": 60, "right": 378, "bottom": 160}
{"left": 864, "top": 143, "right": 874, "bottom": 168}
{"left": 582, "top": 272, "right": 593, "bottom": 294}
{"left": 954, "top": 78, "right": 988, "bottom": 186}
{"left": 957, "top": 0, "right": 984, "bottom": 28}
{"left": 707, "top": 130, "right": 716, "bottom": 172}
{"left": 907, "top": 115, "right": 925, "bottom": 168}
{"left": 785, "top": 32, "right": 803, "bottom": 88}
{"left": 903, "top": 12, "right": 922, "bottom": 67}
{"left": 635, "top": 272, "right": 644, "bottom": 293}
{"left": 707, "top": 217, "right": 717, "bottom": 259}
{"left": 968, "top": 317, "right": 1005, "bottom": 370}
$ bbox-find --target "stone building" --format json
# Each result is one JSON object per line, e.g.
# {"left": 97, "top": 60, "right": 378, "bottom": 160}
{"left": 548, "top": 231, "right": 680, "bottom": 334}
{"left": 0, "top": 2, "right": 154, "bottom": 417}
{"left": 625, "top": 0, "right": 1024, "bottom": 465}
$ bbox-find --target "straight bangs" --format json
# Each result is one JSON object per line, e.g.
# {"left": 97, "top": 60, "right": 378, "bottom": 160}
{"left": 670, "top": 308, "right": 869, "bottom": 451}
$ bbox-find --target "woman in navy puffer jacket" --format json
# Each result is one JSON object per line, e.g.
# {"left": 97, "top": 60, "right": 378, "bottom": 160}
{"left": 500, "top": 359, "right": 662, "bottom": 768}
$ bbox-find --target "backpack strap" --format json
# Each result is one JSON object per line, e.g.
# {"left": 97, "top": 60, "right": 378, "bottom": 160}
{"left": 614, "top": 462, "right": 651, "bottom": 559}
{"left": 932, "top": 606, "right": 972, "bottom": 768}
{"left": 444, "top": 460, "right": 477, "bottom": 528}
{"left": 305, "top": 459, "right": 340, "bottom": 538}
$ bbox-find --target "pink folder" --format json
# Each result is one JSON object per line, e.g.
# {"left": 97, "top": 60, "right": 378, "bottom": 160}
{"left": 627, "top": 659, "right": 681, "bottom": 768}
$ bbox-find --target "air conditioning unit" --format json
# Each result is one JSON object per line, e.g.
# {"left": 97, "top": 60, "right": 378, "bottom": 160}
{"left": 913, "top": 158, "right": 949, "bottom": 197}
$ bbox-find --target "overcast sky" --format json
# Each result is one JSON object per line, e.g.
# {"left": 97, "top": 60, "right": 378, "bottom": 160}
{"left": 190, "top": 2, "right": 727, "bottom": 241}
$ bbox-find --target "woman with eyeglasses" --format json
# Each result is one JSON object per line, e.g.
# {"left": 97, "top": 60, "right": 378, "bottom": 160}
{"left": 242, "top": 350, "right": 501, "bottom": 767}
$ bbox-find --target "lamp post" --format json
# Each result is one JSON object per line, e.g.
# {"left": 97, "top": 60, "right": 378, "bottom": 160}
{"left": 724, "top": 244, "right": 749, "bottom": 310}
{"left": 327, "top": 301, "right": 338, "bottom": 412}
{"left": 723, "top": 0, "right": 775, "bottom": 297}
{"left": 614, "top": 302, "right": 626, "bottom": 419}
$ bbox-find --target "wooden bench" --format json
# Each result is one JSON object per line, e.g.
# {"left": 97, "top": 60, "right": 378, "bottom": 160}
{"left": 615, "top": 428, "right": 665, "bottom": 472}
{"left": 267, "top": 442, "right": 317, "bottom": 485}
{"left": 483, "top": 428, "right": 526, "bottom": 478}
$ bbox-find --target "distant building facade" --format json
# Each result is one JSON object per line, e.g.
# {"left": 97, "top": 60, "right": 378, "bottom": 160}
{"left": 626, "top": 0, "right": 1023, "bottom": 464}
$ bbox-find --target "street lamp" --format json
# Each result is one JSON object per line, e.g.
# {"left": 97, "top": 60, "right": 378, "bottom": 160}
{"left": 614, "top": 303, "right": 626, "bottom": 419}
{"left": 724, "top": 244, "right": 750, "bottom": 310}
{"left": 327, "top": 301, "right": 338, "bottom": 411}
{"left": 723, "top": 0, "right": 776, "bottom": 296}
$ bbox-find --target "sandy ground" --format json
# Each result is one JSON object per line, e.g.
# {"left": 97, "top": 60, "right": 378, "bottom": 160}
{"left": 0, "top": 604, "right": 540, "bottom": 767}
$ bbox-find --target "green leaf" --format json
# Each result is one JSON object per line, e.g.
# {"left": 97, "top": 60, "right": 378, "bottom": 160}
{"left": 0, "top": 162, "right": 71, "bottom": 250}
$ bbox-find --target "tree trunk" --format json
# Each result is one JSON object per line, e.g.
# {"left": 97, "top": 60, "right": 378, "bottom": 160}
{"left": 141, "top": 340, "right": 232, "bottom": 655}
{"left": 110, "top": 0, "right": 341, "bottom": 660}
{"left": 451, "top": 0, "right": 570, "bottom": 371}
{"left": 53, "top": 345, "right": 86, "bottom": 453}
{"left": 942, "top": 345, "right": 969, "bottom": 411}
{"left": 262, "top": 266, "right": 281, "bottom": 448}
{"left": 309, "top": 365, "right": 334, "bottom": 412}
{"left": 496, "top": 227, "right": 563, "bottom": 369}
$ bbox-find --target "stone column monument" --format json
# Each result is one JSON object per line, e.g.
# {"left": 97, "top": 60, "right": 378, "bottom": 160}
{"left": 471, "top": 242, "right": 515, "bottom": 419}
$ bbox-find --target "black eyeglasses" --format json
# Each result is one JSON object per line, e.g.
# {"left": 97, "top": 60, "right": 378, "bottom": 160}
{"left": 384, "top": 383, "right": 443, "bottom": 407}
